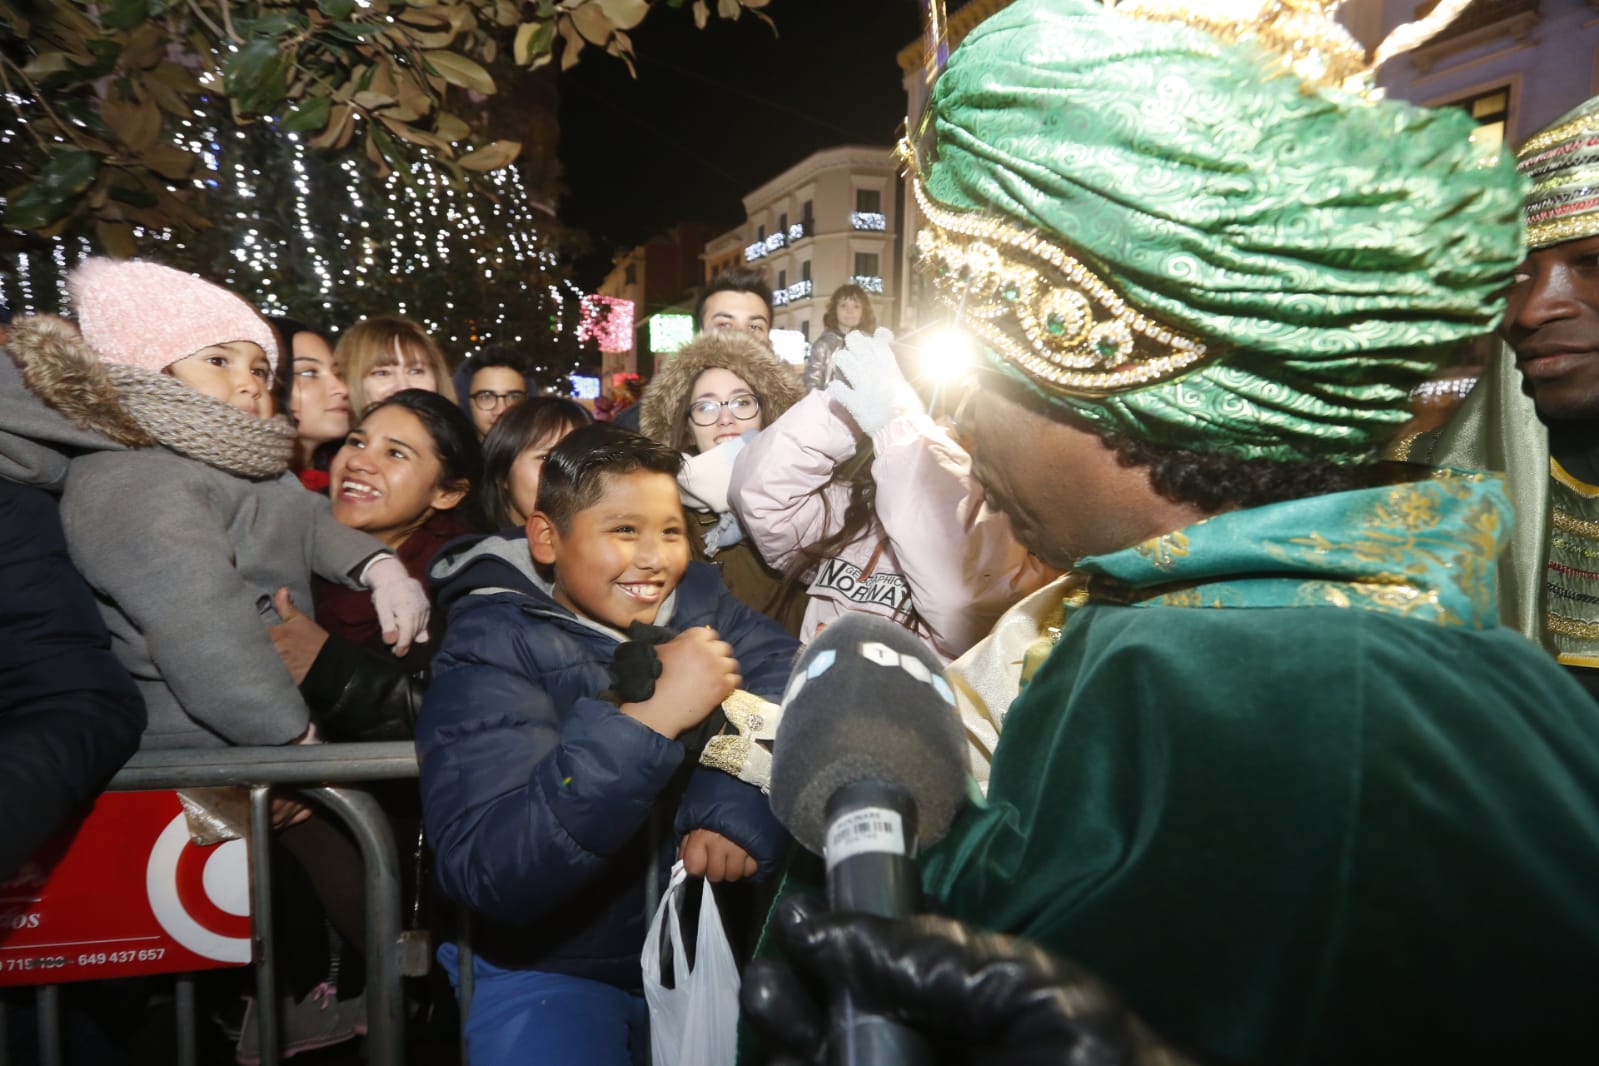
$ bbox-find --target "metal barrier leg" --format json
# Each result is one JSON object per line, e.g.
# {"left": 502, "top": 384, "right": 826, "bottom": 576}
{"left": 175, "top": 974, "right": 198, "bottom": 1066}
{"left": 249, "top": 786, "right": 282, "bottom": 1066}
{"left": 306, "top": 786, "right": 404, "bottom": 1066}
{"left": 35, "top": 984, "right": 60, "bottom": 1066}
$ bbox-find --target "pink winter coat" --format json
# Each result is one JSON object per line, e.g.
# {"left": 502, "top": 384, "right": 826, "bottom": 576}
{"left": 729, "top": 390, "right": 1058, "bottom": 662}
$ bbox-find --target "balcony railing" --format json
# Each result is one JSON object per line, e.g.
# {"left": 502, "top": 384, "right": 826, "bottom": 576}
{"left": 851, "top": 211, "right": 887, "bottom": 232}
{"left": 849, "top": 275, "right": 884, "bottom": 294}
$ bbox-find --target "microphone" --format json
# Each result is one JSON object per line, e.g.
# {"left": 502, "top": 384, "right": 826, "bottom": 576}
{"left": 769, "top": 614, "right": 969, "bottom": 1066}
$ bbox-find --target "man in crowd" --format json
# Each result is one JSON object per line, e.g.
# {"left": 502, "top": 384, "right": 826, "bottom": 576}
{"left": 696, "top": 266, "right": 773, "bottom": 345}
{"left": 1399, "top": 96, "right": 1599, "bottom": 700}
{"left": 453, "top": 343, "right": 535, "bottom": 438}
{"left": 745, "top": 2, "right": 1599, "bottom": 1062}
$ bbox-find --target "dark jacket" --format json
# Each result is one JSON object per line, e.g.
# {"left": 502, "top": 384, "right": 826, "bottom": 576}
{"left": 303, "top": 511, "right": 478, "bottom": 741}
{"left": 0, "top": 479, "right": 145, "bottom": 879}
{"left": 416, "top": 532, "right": 797, "bottom": 988}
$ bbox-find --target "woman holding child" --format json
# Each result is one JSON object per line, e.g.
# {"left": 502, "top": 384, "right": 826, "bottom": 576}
{"left": 5, "top": 259, "right": 428, "bottom": 750}
{"left": 270, "top": 389, "right": 484, "bottom": 741}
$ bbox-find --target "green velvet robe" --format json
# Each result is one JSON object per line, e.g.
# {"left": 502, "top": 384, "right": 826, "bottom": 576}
{"left": 921, "top": 473, "right": 1599, "bottom": 1064}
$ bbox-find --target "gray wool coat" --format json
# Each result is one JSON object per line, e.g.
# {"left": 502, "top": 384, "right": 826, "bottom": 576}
{"left": 4, "top": 324, "right": 386, "bottom": 749}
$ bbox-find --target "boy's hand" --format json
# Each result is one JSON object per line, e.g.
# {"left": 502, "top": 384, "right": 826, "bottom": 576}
{"left": 680, "top": 828, "right": 757, "bottom": 882}
{"left": 621, "top": 626, "right": 740, "bottom": 738}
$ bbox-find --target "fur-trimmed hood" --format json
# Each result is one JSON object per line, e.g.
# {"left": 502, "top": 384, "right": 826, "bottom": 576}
{"left": 8, "top": 314, "right": 294, "bottom": 480}
{"left": 9, "top": 315, "right": 160, "bottom": 449}
{"left": 638, "top": 330, "right": 804, "bottom": 450}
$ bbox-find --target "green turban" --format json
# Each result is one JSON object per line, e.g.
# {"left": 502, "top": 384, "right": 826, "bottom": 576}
{"left": 916, "top": 0, "right": 1527, "bottom": 462}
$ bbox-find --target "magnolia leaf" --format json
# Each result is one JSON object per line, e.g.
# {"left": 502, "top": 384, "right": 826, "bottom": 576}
{"left": 596, "top": 0, "right": 651, "bottom": 31}
{"left": 394, "top": 70, "right": 434, "bottom": 117}
{"left": 3, "top": 149, "right": 99, "bottom": 230}
{"left": 422, "top": 50, "right": 496, "bottom": 94}
{"left": 317, "top": 0, "right": 358, "bottom": 16}
{"left": 692, "top": 0, "right": 709, "bottom": 30}
{"left": 101, "top": 92, "right": 163, "bottom": 151}
{"left": 100, "top": 0, "right": 147, "bottom": 31}
{"left": 514, "top": 19, "right": 557, "bottom": 64}
{"left": 559, "top": 21, "right": 587, "bottom": 70}
{"left": 353, "top": 90, "right": 398, "bottom": 110}
{"left": 458, "top": 139, "right": 521, "bottom": 171}
{"left": 138, "top": 142, "right": 195, "bottom": 180}
{"left": 379, "top": 114, "right": 454, "bottom": 155}
{"left": 308, "top": 103, "right": 356, "bottom": 148}
{"left": 280, "top": 94, "right": 333, "bottom": 133}
{"left": 717, "top": 0, "right": 741, "bottom": 19}
{"left": 366, "top": 123, "right": 398, "bottom": 179}
{"left": 95, "top": 219, "right": 139, "bottom": 258}
{"left": 435, "top": 111, "right": 470, "bottom": 142}
{"left": 568, "top": 4, "right": 614, "bottom": 44}
{"left": 21, "top": 51, "right": 72, "bottom": 80}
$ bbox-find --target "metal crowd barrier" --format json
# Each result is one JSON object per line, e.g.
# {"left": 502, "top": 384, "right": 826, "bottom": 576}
{"left": 3, "top": 742, "right": 421, "bottom": 1066}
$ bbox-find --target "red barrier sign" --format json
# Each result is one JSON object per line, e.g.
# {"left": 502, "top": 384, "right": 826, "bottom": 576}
{"left": 0, "top": 790, "right": 253, "bottom": 985}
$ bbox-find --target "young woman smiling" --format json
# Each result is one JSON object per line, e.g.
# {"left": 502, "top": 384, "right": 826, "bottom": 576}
{"left": 270, "top": 390, "right": 484, "bottom": 740}
{"left": 269, "top": 317, "right": 350, "bottom": 487}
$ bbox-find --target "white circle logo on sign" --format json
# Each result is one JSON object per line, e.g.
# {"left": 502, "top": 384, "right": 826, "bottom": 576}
{"left": 144, "top": 813, "right": 252, "bottom": 963}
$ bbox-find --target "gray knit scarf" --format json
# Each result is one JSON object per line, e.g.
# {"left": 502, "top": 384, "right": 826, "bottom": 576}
{"left": 107, "top": 364, "right": 296, "bottom": 479}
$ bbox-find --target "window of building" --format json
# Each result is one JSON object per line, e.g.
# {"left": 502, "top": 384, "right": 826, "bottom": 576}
{"left": 757, "top": 224, "right": 765, "bottom": 241}
{"left": 802, "top": 200, "right": 814, "bottom": 224}
{"left": 801, "top": 320, "right": 810, "bottom": 340}
{"left": 624, "top": 263, "right": 637, "bottom": 285}
{"left": 855, "top": 188, "right": 882, "bottom": 214}
{"left": 777, "top": 269, "right": 787, "bottom": 291}
{"left": 801, "top": 260, "right": 811, "bottom": 283}
{"left": 1445, "top": 85, "right": 1511, "bottom": 152}
{"left": 853, "top": 252, "right": 880, "bottom": 278}
{"left": 778, "top": 212, "right": 788, "bottom": 234}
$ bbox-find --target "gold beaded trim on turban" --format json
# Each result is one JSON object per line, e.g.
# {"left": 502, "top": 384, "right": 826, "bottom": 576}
{"left": 1517, "top": 102, "right": 1599, "bottom": 250}
{"left": 905, "top": 156, "right": 1213, "bottom": 396}
{"left": 1106, "top": 0, "right": 1477, "bottom": 95}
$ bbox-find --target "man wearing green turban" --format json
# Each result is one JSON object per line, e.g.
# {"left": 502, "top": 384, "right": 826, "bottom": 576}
{"left": 744, "top": 2, "right": 1599, "bottom": 1063}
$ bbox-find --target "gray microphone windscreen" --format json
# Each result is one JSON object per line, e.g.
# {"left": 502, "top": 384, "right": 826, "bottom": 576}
{"left": 770, "top": 614, "right": 969, "bottom": 855}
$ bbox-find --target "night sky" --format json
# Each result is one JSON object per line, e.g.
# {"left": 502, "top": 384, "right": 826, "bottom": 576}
{"left": 557, "top": 0, "right": 923, "bottom": 285}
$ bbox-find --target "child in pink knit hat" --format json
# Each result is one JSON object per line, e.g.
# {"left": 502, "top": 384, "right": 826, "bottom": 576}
{"left": 5, "top": 258, "right": 429, "bottom": 750}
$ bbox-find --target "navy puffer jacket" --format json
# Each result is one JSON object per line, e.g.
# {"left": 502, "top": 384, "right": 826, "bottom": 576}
{"left": 417, "top": 531, "right": 797, "bottom": 988}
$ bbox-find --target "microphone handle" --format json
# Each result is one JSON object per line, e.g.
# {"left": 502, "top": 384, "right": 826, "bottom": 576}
{"left": 823, "top": 781, "right": 935, "bottom": 1066}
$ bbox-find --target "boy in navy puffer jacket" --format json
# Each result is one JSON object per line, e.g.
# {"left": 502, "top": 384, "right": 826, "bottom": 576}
{"left": 417, "top": 424, "right": 797, "bottom": 1066}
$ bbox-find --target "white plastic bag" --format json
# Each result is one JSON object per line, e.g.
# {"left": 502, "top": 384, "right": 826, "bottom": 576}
{"left": 641, "top": 860, "right": 741, "bottom": 1066}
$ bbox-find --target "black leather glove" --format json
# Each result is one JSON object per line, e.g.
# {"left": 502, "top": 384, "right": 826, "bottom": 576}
{"left": 742, "top": 895, "right": 1195, "bottom": 1066}
{"left": 606, "top": 621, "right": 677, "bottom": 704}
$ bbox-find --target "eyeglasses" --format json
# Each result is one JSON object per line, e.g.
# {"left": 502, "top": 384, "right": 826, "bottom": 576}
{"left": 470, "top": 389, "right": 527, "bottom": 411}
{"left": 688, "top": 394, "right": 761, "bottom": 427}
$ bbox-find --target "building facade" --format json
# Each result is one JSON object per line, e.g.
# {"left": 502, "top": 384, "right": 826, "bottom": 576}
{"left": 1365, "top": 0, "right": 1599, "bottom": 152}
{"left": 595, "top": 221, "right": 719, "bottom": 381}
{"left": 702, "top": 144, "right": 901, "bottom": 343}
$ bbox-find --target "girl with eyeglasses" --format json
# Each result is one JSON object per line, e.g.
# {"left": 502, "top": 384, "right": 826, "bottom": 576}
{"left": 638, "top": 329, "right": 806, "bottom": 632}
{"left": 728, "top": 328, "right": 1057, "bottom": 663}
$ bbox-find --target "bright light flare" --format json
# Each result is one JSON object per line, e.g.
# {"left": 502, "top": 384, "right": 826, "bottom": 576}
{"left": 917, "top": 327, "right": 977, "bottom": 385}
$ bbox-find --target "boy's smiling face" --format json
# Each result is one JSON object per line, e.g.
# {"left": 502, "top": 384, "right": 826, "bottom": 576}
{"left": 529, "top": 469, "right": 690, "bottom": 630}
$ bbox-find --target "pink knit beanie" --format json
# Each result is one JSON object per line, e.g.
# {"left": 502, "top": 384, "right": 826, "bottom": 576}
{"left": 67, "top": 258, "right": 280, "bottom": 373}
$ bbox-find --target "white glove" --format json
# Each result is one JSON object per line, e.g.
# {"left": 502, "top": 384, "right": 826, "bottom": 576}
{"left": 364, "top": 555, "right": 430, "bottom": 656}
{"left": 825, "top": 328, "right": 924, "bottom": 436}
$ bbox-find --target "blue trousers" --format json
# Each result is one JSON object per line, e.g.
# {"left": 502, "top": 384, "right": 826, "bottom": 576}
{"left": 439, "top": 943, "right": 649, "bottom": 1066}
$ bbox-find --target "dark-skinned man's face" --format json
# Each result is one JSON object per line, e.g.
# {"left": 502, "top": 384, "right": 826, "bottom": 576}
{"left": 1501, "top": 234, "right": 1599, "bottom": 421}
